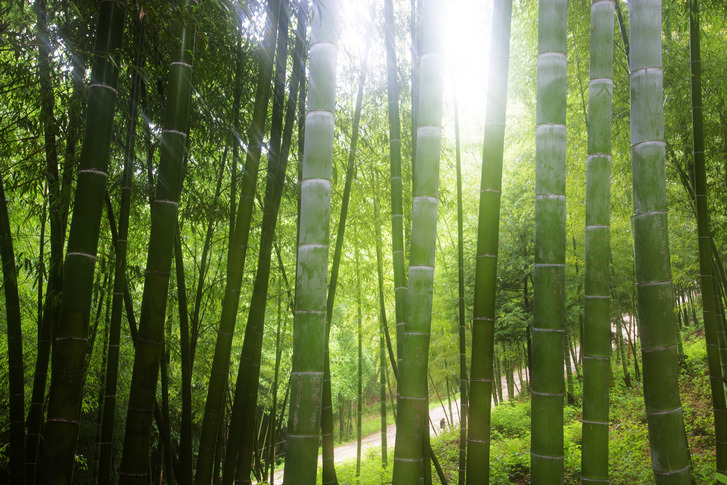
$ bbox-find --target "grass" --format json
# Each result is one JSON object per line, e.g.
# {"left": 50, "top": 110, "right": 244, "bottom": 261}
{"left": 324, "top": 327, "right": 720, "bottom": 484}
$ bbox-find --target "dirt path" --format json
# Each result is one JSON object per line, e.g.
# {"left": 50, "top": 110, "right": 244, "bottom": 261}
{"left": 269, "top": 346, "right": 588, "bottom": 483}
{"left": 269, "top": 402, "right": 460, "bottom": 484}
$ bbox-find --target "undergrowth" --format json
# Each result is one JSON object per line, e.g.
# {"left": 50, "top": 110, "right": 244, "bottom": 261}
{"left": 326, "top": 328, "right": 719, "bottom": 484}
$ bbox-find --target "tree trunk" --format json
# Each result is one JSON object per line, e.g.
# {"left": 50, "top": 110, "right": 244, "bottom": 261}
{"left": 465, "top": 0, "right": 513, "bottom": 479}
{"left": 384, "top": 0, "right": 407, "bottom": 369}
{"left": 321, "top": 32, "right": 369, "bottom": 485}
{"left": 222, "top": 2, "right": 297, "bottom": 482}
{"left": 689, "top": 0, "right": 727, "bottom": 470}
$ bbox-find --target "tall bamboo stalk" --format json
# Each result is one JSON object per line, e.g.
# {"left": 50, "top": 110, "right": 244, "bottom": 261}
{"left": 452, "top": 75, "right": 468, "bottom": 485}
{"left": 356, "top": 247, "right": 364, "bottom": 478}
{"left": 688, "top": 0, "right": 727, "bottom": 473}
{"left": 392, "top": 0, "right": 444, "bottom": 482}
{"left": 629, "top": 0, "right": 691, "bottom": 482}
{"left": 321, "top": 44, "right": 369, "bottom": 485}
{"left": 531, "top": 0, "right": 567, "bottom": 481}
{"left": 373, "top": 175, "right": 389, "bottom": 468}
{"left": 0, "top": 175, "right": 24, "bottom": 484}
{"left": 195, "top": 1, "right": 281, "bottom": 481}
{"left": 221, "top": 2, "right": 300, "bottom": 480}
{"left": 384, "top": 0, "right": 407, "bottom": 366}
{"left": 119, "top": 1, "right": 196, "bottom": 481}
{"left": 581, "top": 0, "right": 614, "bottom": 481}
{"left": 466, "top": 0, "right": 512, "bottom": 482}
{"left": 98, "top": 12, "right": 144, "bottom": 484}
{"left": 39, "top": 2, "right": 126, "bottom": 482}
{"left": 284, "top": 1, "right": 339, "bottom": 481}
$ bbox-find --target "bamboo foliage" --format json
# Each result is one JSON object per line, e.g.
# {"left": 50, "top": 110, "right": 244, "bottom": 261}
{"left": 581, "top": 0, "right": 614, "bottom": 481}
{"left": 466, "top": 0, "right": 512, "bottom": 482}
{"left": 284, "top": 1, "right": 339, "bottom": 481}
{"left": 39, "top": 2, "right": 127, "bottom": 482}
{"left": 118, "top": 1, "right": 196, "bottom": 480}
{"left": 392, "top": 0, "right": 444, "bottom": 482}
{"left": 453, "top": 85, "right": 468, "bottom": 485}
{"left": 629, "top": 0, "right": 691, "bottom": 482}
{"left": 531, "top": 0, "right": 567, "bottom": 481}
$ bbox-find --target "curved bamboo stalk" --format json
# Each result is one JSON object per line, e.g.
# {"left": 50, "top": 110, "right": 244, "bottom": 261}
{"left": 629, "top": 0, "right": 691, "bottom": 482}
{"left": 581, "top": 0, "right": 614, "bottom": 481}
{"left": 373, "top": 174, "right": 389, "bottom": 468}
{"left": 384, "top": 0, "right": 407, "bottom": 367}
{"left": 222, "top": 2, "right": 300, "bottom": 481}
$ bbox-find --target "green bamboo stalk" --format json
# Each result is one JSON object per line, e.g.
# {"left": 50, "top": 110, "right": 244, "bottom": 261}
{"left": 392, "top": 0, "right": 444, "bottom": 482}
{"left": 688, "top": 0, "right": 727, "bottom": 472}
{"left": 97, "top": 12, "right": 144, "bottom": 484}
{"left": 452, "top": 74, "right": 468, "bottom": 485}
{"left": 629, "top": 0, "right": 691, "bottom": 482}
{"left": 465, "top": 0, "right": 512, "bottom": 482}
{"left": 581, "top": 0, "right": 614, "bottom": 481}
{"left": 118, "top": 2, "right": 196, "bottom": 481}
{"left": 373, "top": 179, "right": 389, "bottom": 468}
{"left": 174, "top": 230, "right": 193, "bottom": 485}
{"left": 531, "top": 0, "right": 567, "bottom": 481}
{"left": 384, "top": 0, "right": 407, "bottom": 366}
{"left": 284, "top": 1, "right": 339, "bottom": 481}
{"left": 0, "top": 175, "right": 24, "bottom": 484}
{"left": 321, "top": 40, "right": 369, "bottom": 485}
{"left": 189, "top": 146, "right": 227, "bottom": 364}
{"left": 194, "top": 0, "right": 280, "bottom": 481}
{"left": 356, "top": 247, "right": 364, "bottom": 478}
{"left": 39, "top": 2, "right": 126, "bottom": 482}
{"left": 222, "top": 2, "right": 300, "bottom": 480}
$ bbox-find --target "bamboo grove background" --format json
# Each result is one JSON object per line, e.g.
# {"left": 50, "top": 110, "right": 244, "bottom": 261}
{"left": 2, "top": 0, "right": 727, "bottom": 483}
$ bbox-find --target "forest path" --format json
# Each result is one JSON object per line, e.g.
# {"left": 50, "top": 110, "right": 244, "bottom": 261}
{"left": 269, "top": 339, "right": 595, "bottom": 483}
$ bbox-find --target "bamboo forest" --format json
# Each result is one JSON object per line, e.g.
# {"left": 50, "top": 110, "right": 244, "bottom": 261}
{"left": 4, "top": 0, "right": 727, "bottom": 483}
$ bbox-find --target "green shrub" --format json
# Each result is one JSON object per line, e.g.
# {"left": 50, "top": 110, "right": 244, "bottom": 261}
{"left": 490, "top": 401, "right": 531, "bottom": 440}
